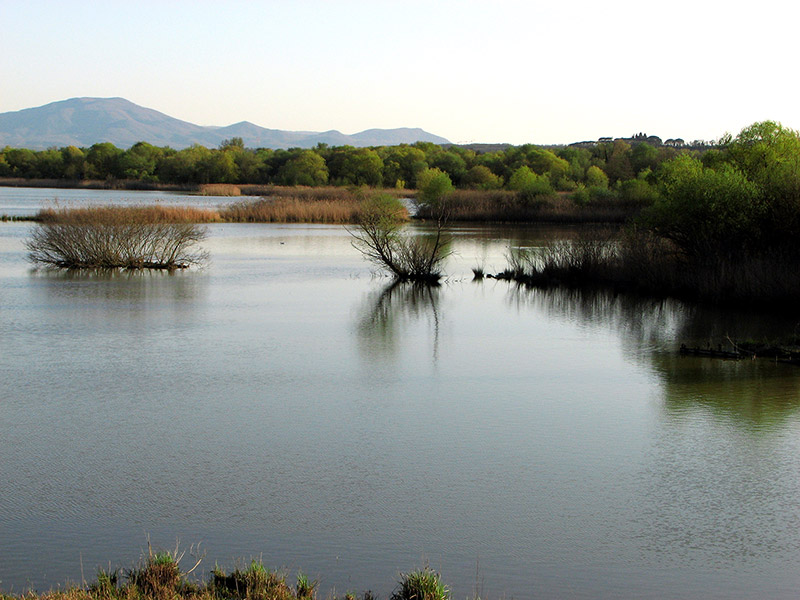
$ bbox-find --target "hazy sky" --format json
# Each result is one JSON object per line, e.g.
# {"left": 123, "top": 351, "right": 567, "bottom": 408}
{"left": 2, "top": 0, "right": 797, "bottom": 145}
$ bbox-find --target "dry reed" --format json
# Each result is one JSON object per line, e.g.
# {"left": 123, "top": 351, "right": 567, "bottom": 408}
{"left": 198, "top": 184, "right": 241, "bottom": 196}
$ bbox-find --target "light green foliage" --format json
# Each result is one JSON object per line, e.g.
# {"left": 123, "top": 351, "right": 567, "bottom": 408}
{"left": 617, "top": 178, "right": 659, "bottom": 204}
{"left": 585, "top": 165, "right": 609, "bottom": 189}
{"left": 295, "top": 571, "right": 318, "bottom": 599}
{"left": 507, "top": 166, "right": 553, "bottom": 202}
{"left": 723, "top": 121, "right": 800, "bottom": 229}
{"left": 416, "top": 167, "right": 454, "bottom": 213}
{"left": 646, "top": 154, "right": 762, "bottom": 257}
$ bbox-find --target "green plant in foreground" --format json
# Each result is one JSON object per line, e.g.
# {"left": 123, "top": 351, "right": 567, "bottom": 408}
{"left": 391, "top": 567, "right": 450, "bottom": 600}
{"left": 212, "top": 560, "right": 293, "bottom": 600}
{"left": 295, "top": 571, "right": 317, "bottom": 599}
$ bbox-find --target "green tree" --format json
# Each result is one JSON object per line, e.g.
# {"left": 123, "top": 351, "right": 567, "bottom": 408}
{"left": 86, "top": 142, "right": 123, "bottom": 179}
{"left": 507, "top": 166, "right": 553, "bottom": 203}
{"left": 34, "top": 148, "right": 65, "bottom": 178}
{"left": 646, "top": 154, "right": 763, "bottom": 259}
{"left": 4, "top": 148, "right": 37, "bottom": 177}
{"left": 464, "top": 164, "right": 503, "bottom": 189}
{"left": 415, "top": 167, "right": 454, "bottom": 219}
{"left": 585, "top": 165, "right": 609, "bottom": 189}
{"left": 379, "top": 145, "right": 427, "bottom": 188}
{"left": 61, "top": 146, "right": 86, "bottom": 179}
{"left": 278, "top": 150, "right": 329, "bottom": 186}
{"left": 327, "top": 146, "right": 384, "bottom": 186}
{"left": 119, "top": 142, "right": 163, "bottom": 180}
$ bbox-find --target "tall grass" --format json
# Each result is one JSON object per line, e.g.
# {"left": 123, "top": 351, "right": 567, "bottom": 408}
{"left": 27, "top": 206, "right": 209, "bottom": 270}
{"left": 220, "top": 197, "right": 366, "bottom": 224}
{"left": 198, "top": 184, "right": 241, "bottom": 196}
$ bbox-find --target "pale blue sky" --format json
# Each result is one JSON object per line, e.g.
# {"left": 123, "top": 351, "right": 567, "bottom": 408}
{"left": 2, "top": 0, "right": 797, "bottom": 145}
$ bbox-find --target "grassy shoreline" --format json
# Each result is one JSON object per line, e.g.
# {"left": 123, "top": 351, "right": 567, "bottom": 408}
{"left": 0, "top": 551, "right": 453, "bottom": 600}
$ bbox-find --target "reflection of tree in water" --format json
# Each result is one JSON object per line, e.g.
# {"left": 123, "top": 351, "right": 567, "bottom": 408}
{"left": 356, "top": 280, "right": 442, "bottom": 362}
{"left": 507, "top": 284, "right": 800, "bottom": 428}
{"left": 506, "top": 285, "right": 800, "bottom": 571}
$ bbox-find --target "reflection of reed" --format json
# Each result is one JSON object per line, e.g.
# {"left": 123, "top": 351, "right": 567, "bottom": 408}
{"left": 356, "top": 280, "right": 442, "bottom": 361}
{"left": 507, "top": 284, "right": 800, "bottom": 427}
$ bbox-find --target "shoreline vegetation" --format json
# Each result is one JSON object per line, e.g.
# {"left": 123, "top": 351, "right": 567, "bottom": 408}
{"left": 8, "top": 120, "right": 800, "bottom": 308}
{"left": 0, "top": 550, "right": 453, "bottom": 600}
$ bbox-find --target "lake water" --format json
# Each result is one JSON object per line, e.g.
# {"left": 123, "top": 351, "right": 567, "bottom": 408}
{"left": 2, "top": 188, "right": 800, "bottom": 599}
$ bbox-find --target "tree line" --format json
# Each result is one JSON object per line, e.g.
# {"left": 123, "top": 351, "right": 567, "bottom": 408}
{"left": 0, "top": 135, "right": 691, "bottom": 197}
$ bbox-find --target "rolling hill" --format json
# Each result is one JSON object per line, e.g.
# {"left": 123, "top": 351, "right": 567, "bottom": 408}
{"left": 0, "top": 97, "right": 450, "bottom": 150}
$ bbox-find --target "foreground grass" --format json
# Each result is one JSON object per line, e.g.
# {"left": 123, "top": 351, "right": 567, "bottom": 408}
{"left": 0, "top": 552, "right": 454, "bottom": 600}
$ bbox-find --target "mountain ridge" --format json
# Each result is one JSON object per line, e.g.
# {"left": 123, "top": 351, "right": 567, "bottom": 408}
{"left": 0, "top": 97, "right": 450, "bottom": 150}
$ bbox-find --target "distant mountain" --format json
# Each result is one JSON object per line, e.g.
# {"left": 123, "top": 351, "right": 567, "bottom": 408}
{"left": 0, "top": 97, "right": 450, "bottom": 150}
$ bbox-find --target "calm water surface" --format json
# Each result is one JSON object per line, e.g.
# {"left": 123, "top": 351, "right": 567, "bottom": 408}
{"left": 2, "top": 189, "right": 800, "bottom": 599}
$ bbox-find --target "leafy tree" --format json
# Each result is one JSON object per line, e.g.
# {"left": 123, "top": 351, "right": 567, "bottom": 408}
{"left": 33, "top": 148, "right": 65, "bottom": 178}
{"left": 219, "top": 137, "right": 245, "bottom": 151}
{"left": 61, "top": 146, "right": 86, "bottom": 179}
{"left": 464, "top": 164, "right": 503, "bottom": 189}
{"left": 585, "top": 165, "right": 609, "bottom": 189}
{"left": 278, "top": 150, "right": 328, "bottom": 186}
{"left": 646, "top": 154, "right": 763, "bottom": 259}
{"left": 4, "top": 148, "right": 37, "bottom": 177}
{"left": 428, "top": 150, "right": 467, "bottom": 186}
{"left": 507, "top": 166, "right": 553, "bottom": 203}
{"left": 119, "top": 142, "right": 163, "bottom": 180}
{"left": 86, "top": 142, "right": 124, "bottom": 179}
{"left": 415, "top": 167, "right": 454, "bottom": 218}
{"left": 327, "top": 146, "right": 384, "bottom": 186}
{"left": 379, "top": 145, "right": 427, "bottom": 188}
{"left": 604, "top": 140, "right": 634, "bottom": 183}
{"left": 630, "top": 143, "right": 660, "bottom": 175}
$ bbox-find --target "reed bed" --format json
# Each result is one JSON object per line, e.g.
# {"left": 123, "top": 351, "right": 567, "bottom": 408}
{"left": 198, "top": 183, "right": 241, "bottom": 196}
{"left": 37, "top": 205, "right": 222, "bottom": 224}
{"left": 220, "top": 197, "right": 409, "bottom": 224}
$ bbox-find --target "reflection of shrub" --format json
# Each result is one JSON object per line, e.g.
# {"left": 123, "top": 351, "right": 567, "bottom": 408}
{"left": 27, "top": 206, "right": 208, "bottom": 269}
